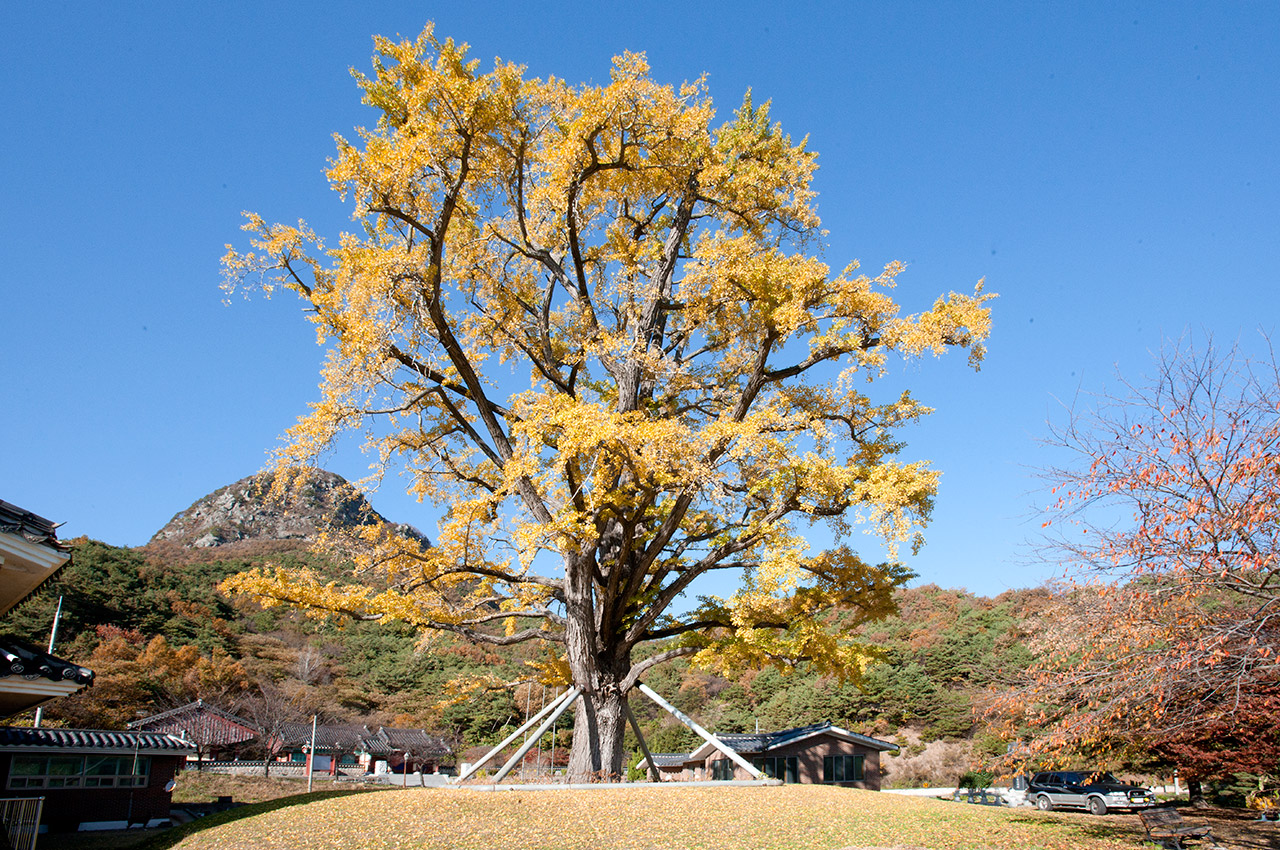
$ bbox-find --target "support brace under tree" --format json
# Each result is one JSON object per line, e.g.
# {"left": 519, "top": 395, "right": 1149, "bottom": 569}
{"left": 453, "top": 683, "right": 765, "bottom": 783}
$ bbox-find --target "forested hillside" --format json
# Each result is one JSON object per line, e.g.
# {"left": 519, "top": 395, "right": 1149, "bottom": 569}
{"left": 1, "top": 533, "right": 1038, "bottom": 786}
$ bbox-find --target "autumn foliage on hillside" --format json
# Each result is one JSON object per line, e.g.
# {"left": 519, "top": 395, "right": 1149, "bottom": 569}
{"left": 4, "top": 537, "right": 1036, "bottom": 786}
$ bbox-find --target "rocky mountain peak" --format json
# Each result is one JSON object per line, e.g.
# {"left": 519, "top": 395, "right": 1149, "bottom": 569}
{"left": 148, "top": 469, "right": 422, "bottom": 551}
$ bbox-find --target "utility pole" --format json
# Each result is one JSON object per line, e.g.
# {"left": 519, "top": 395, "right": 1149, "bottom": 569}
{"left": 33, "top": 595, "right": 64, "bottom": 729}
{"left": 306, "top": 715, "right": 317, "bottom": 793}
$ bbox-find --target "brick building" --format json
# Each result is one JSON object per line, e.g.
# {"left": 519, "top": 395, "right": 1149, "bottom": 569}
{"left": 641, "top": 721, "right": 898, "bottom": 790}
{"left": 0, "top": 727, "right": 193, "bottom": 832}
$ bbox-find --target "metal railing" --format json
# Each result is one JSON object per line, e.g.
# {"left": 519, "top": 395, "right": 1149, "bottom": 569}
{"left": 0, "top": 796, "right": 44, "bottom": 850}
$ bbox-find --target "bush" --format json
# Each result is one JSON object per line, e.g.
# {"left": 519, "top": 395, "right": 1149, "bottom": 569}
{"left": 957, "top": 770, "right": 994, "bottom": 790}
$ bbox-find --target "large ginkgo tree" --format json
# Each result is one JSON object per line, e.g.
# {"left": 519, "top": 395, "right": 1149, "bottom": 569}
{"left": 222, "top": 25, "right": 992, "bottom": 780}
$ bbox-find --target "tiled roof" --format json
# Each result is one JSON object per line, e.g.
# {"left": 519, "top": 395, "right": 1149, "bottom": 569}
{"left": 278, "top": 722, "right": 372, "bottom": 751}
{"left": 377, "top": 727, "right": 450, "bottom": 756}
{"left": 0, "top": 635, "right": 94, "bottom": 686}
{"left": 0, "top": 726, "right": 194, "bottom": 753}
{"left": 647, "top": 752, "right": 690, "bottom": 768}
{"left": 696, "top": 721, "right": 898, "bottom": 759}
{"left": 129, "top": 699, "right": 251, "bottom": 730}
{"left": 128, "top": 700, "right": 256, "bottom": 746}
{"left": 274, "top": 723, "right": 451, "bottom": 757}
{"left": 0, "top": 500, "right": 69, "bottom": 552}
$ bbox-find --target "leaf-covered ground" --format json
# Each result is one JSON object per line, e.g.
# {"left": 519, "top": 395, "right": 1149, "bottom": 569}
{"left": 167, "top": 785, "right": 1147, "bottom": 850}
{"left": 171, "top": 770, "right": 354, "bottom": 804}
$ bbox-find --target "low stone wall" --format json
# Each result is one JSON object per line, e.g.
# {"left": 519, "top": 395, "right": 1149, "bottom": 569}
{"left": 193, "top": 762, "right": 365, "bottom": 779}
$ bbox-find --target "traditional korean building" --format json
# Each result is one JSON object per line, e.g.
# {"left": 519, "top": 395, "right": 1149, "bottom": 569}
{"left": 0, "top": 500, "right": 94, "bottom": 717}
{"left": 273, "top": 723, "right": 452, "bottom": 775}
{"left": 0, "top": 499, "right": 197, "bottom": 836}
{"left": 128, "top": 700, "right": 257, "bottom": 764}
{"left": 276, "top": 722, "right": 371, "bottom": 774}
{"left": 374, "top": 727, "right": 451, "bottom": 774}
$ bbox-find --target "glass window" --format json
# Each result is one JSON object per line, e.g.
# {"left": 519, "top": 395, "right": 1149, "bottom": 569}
{"left": 85, "top": 756, "right": 121, "bottom": 776}
{"left": 8, "top": 754, "right": 146, "bottom": 789}
{"left": 785, "top": 756, "right": 798, "bottom": 784}
{"left": 822, "top": 754, "right": 864, "bottom": 783}
{"left": 10, "top": 757, "right": 47, "bottom": 777}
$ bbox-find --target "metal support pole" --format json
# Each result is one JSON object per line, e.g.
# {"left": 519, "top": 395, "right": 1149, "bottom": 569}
{"left": 456, "top": 687, "right": 579, "bottom": 783}
{"left": 636, "top": 682, "right": 762, "bottom": 779}
{"left": 625, "top": 699, "right": 661, "bottom": 782}
{"left": 535, "top": 684, "right": 546, "bottom": 778}
{"left": 491, "top": 689, "right": 581, "bottom": 783}
{"left": 521, "top": 683, "right": 533, "bottom": 779}
{"left": 550, "top": 688, "right": 559, "bottom": 775}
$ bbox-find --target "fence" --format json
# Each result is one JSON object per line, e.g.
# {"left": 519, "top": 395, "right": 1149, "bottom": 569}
{"left": 0, "top": 797, "right": 44, "bottom": 850}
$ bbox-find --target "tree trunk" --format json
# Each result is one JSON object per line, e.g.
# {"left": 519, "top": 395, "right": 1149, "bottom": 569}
{"left": 562, "top": 553, "right": 632, "bottom": 781}
{"left": 566, "top": 684, "right": 629, "bottom": 781}
{"left": 1187, "top": 776, "right": 1207, "bottom": 807}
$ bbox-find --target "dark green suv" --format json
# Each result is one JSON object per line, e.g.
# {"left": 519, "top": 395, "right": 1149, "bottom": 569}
{"left": 1027, "top": 771, "right": 1157, "bottom": 815}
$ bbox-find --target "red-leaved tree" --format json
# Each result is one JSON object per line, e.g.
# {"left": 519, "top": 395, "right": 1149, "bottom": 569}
{"left": 990, "top": 337, "right": 1280, "bottom": 788}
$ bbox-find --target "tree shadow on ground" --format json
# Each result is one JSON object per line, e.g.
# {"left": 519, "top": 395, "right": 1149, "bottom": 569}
{"left": 1004, "top": 813, "right": 1140, "bottom": 845}
{"left": 37, "top": 788, "right": 380, "bottom": 850}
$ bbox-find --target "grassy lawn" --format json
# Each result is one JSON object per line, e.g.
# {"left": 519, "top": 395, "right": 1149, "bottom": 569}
{"left": 162, "top": 785, "right": 1149, "bottom": 850}
{"left": 170, "top": 770, "right": 361, "bottom": 804}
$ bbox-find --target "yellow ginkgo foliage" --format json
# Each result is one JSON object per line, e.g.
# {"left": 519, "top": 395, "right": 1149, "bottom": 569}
{"left": 221, "top": 24, "right": 993, "bottom": 781}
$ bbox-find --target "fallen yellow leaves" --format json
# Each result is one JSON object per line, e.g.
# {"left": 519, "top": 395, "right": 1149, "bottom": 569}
{"left": 168, "top": 785, "right": 1145, "bottom": 850}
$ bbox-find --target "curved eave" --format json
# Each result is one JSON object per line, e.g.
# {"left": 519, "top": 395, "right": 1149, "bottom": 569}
{"left": 0, "top": 531, "right": 72, "bottom": 617}
{"left": 0, "top": 678, "right": 87, "bottom": 719}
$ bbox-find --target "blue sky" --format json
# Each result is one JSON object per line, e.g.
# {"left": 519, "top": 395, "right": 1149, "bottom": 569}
{"left": 3, "top": 2, "right": 1276, "bottom": 597}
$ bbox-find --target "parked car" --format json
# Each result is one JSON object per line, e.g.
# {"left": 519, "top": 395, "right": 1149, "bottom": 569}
{"left": 1027, "top": 770, "right": 1157, "bottom": 815}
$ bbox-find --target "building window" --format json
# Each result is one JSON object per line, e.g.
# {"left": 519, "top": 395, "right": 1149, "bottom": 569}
{"left": 8, "top": 755, "right": 150, "bottom": 789}
{"left": 291, "top": 751, "right": 308, "bottom": 763}
{"left": 339, "top": 754, "right": 357, "bottom": 766}
{"left": 711, "top": 758, "right": 735, "bottom": 780}
{"left": 752, "top": 756, "right": 799, "bottom": 783}
{"left": 822, "top": 754, "right": 865, "bottom": 783}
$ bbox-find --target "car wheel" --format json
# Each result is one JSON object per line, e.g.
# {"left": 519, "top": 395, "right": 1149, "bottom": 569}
{"left": 1036, "top": 795, "right": 1053, "bottom": 811}
{"left": 1087, "top": 797, "right": 1107, "bottom": 816}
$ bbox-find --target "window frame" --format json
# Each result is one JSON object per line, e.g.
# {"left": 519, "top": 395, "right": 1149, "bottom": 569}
{"left": 7, "top": 754, "right": 151, "bottom": 790}
{"left": 822, "top": 753, "right": 866, "bottom": 783}
{"left": 751, "top": 755, "right": 799, "bottom": 783}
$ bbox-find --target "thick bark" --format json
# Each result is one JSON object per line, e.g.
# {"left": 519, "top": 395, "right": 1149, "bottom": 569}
{"left": 563, "top": 552, "right": 633, "bottom": 780}
{"left": 566, "top": 683, "right": 629, "bottom": 781}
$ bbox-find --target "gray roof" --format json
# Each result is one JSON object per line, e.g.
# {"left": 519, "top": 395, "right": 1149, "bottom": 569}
{"left": 0, "top": 726, "right": 194, "bottom": 754}
{"left": 278, "top": 722, "right": 372, "bottom": 752}
{"left": 376, "top": 727, "right": 450, "bottom": 756}
{"left": 0, "top": 500, "right": 69, "bottom": 552}
{"left": 646, "top": 752, "right": 691, "bottom": 768}
{"left": 274, "top": 723, "right": 450, "bottom": 757}
{"left": 696, "top": 721, "right": 898, "bottom": 759}
{"left": 0, "top": 635, "right": 94, "bottom": 686}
